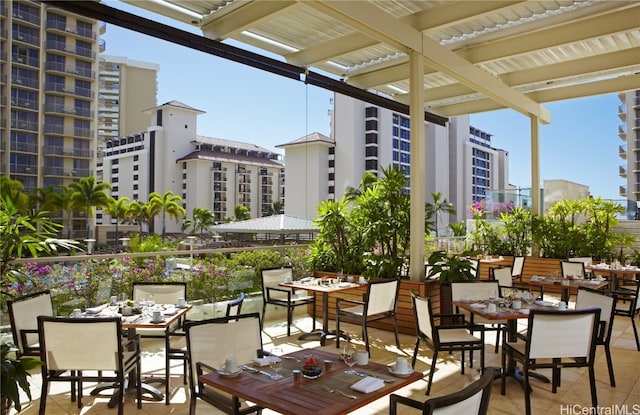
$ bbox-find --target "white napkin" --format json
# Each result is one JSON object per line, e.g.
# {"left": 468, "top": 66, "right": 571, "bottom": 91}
{"left": 535, "top": 300, "right": 553, "bottom": 307}
{"left": 350, "top": 376, "right": 384, "bottom": 393}
{"left": 469, "top": 303, "right": 486, "bottom": 309}
{"left": 251, "top": 356, "right": 280, "bottom": 367}
{"left": 85, "top": 304, "right": 107, "bottom": 314}
{"left": 163, "top": 307, "right": 179, "bottom": 316}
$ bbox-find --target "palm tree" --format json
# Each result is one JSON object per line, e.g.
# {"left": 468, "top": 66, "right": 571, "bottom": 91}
{"left": 54, "top": 186, "right": 78, "bottom": 239}
{"left": 265, "top": 201, "right": 284, "bottom": 216}
{"left": 344, "top": 172, "right": 377, "bottom": 202}
{"left": 29, "top": 186, "right": 61, "bottom": 215}
{"left": 148, "top": 191, "right": 186, "bottom": 240}
{"left": 425, "top": 191, "right": 456, "bottom": 237}
{"left": 141, "top": 199, "right": 162, "bottom": 235}
{"left": 125, "top": 200, "right": 145, "bottom": 236}
{"left": 183, "top": 207, "right": 217, "bottom": 234}
{"left": 0, "top": 176, "right": 30, "bottom": 213}
{"left": 103, "top": 196, "right": 130, "bottom": 244}
{"left": 233, "top": 205, "right": 251, "bottom": 222}
{"left": 68, "top": 177, "right": 112, "bottom": 240}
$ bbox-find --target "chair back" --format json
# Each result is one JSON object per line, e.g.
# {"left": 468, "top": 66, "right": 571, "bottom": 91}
{"left": 261, "top": 267, "right": 293, "bottom": 297}
{"left": 411, "top": 291, "right": 434, "bottom": 342}
{"left": 569, "top": 257, "right": 593, "bottom": 266}
{"left": 576, "top": 287, "right": 616, "bottom": 343}
{"left": 450, "top": 281, "right": 499, "bottom": 302}
{"left": 132, "top": 281, "right": 187, "bottom": 305}
{"left": 225, "top": 292, "right": 245, "bottom": 317}
{"left": 526, "top": 308, "right": 600, "bottom": 360}
{"left": 7, "top": 290, "right": 53, "bottom": 355}
{"left": 493, "top": 267, "right": 513, "bottom": 288}
{"left": 185, "top": 313, "right": 262, "bottom": 392}
{"left": 511, "top": 256, "right": 525, "bottom": 278}
{"left": 614, "top": 281, "right": 640, "bottom": 315}
{"left": 426, "top": 367, "right": 496, "bottom": 415}
{"left": 365, "top": 278, "right": 400, "bottom": 316}
{"left": 37, "top": 316, "right": 123, "bottom": 371}
{"left": 560, "top": 261, "right": 585, "bottom": 278}
{"left": 469, "top": 259, "right": 479, "bottom": 279}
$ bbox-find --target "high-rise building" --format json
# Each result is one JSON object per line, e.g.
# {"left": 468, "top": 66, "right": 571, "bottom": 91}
{"left": 1, "top": 1, "right": 103, "bottom": 237}
{"left": 618, "top": 90, "right": 640, "bottom": 201}
{"left": 97, "top": 55, "right": 159, "bottom": 142}
{"left": 98, "top": 101, "right": 284, "bottom": 241}
{"left": 278, "top": 93, "right": 509, "bottom": 228}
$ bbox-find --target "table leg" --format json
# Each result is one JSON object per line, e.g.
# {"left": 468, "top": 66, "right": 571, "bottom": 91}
{"left": 297, "top": 292, "right": 347, "bottom": 345}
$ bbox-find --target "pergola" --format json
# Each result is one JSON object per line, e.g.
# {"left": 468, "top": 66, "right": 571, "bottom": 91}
{"left": 46, "top": 1, "right": 640, "bottom": 280}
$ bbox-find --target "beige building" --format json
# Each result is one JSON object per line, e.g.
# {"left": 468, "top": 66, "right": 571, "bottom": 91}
{"left": 1, "top": 1, "right": 103, "bottom": 238}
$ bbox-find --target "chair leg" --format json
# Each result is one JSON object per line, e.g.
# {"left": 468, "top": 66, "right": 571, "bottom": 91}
{"left": 494, "top": 326, "right": 501, "bottom": 353}
{"left": 500, "top": 349, "right": 507, "bottom": 395}
{"left": 426, "top": 352, "right": 438, "bottom": 395}
{"left": 411, "top": 338, "right": 420, "bottom": 368}
{"left": 392, "top": 315, "right": 400, "bottom": 349}
{"left": 588, "top": 365, "right": 598, "bottom": 410}
{"left": 604, "top": 344, "right": 616, "bottom": 387}
{"left": 363, "top": 322, "right": 370, "bottom": 356}
{"left": 523, "top": 365, "right": 532, "bottom": 415}
{"left": 336, "top": 314, "right": 341, "bottom": 349}
{"left": 311, "top": 298, "right": 317, "bottom": 331}
{"left": 460, "top": 348, "right": 466, "bottom": 374}
{"left": 287, "top": 306, "right": 292, "bottom": 337}
{"left": 261, "top": 303, "right": 267, "bottom": 331}
{"left": 631, "top": 315, "right": 640, "bottom": 351}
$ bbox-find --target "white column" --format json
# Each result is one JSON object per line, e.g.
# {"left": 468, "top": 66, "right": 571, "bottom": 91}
{"left": 530, "top": 117, "right": 541, "bottom": 216}
{"left": 409, "top": 50, "right": 426, "bottom": 281}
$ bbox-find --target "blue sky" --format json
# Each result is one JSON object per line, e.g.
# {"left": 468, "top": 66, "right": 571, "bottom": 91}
{"left": 102, "top": 2, "right": 624, "bottom": 201}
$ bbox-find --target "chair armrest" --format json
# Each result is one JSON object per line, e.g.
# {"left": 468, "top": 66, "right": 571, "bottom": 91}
{"left": 19, "top": 329, "right": 38, "bottom": 349}
{"left": 196, "top": 361, "right": 217, "bottom": 376}
{"left": 266, "top": 286, "right": 292, "bottom": 301}
{"left": 433, "top": 313, "right": 466, "bottom": 324}
{"left": 389, "top": 393, "right": 424, "bottom": 412}
{"left": 336, "top": 297, "right": 364, "bottom": 311}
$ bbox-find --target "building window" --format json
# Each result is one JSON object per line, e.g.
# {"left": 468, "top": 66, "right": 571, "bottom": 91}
{"left": 365, "top": 120, "right": 378, "bottom": 131}
{"left": 365, "top": 133, "right": 378, "bottom": 144}
{"left": 365, "top": 146, "right": 378, "bottom": 157}
{"left": 365, "top": 159, "right": 377, "bottom": 170}
{"left": 328, "top": 160, "right": 335, "bottom": 168}
{"left": 328, "top": 172, "right": 334, "bottom": 180}
{"left": 328, "top": 147, "right": 335, "bottom": 155}
{"left": 365, "top": 106, "right": 378, "bottom": 118}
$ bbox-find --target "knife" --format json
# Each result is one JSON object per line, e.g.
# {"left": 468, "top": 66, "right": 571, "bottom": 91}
{"left": 353, "top": 370, "right": 394, "bottom": 383}
{"left": 242, "top": 365, "right": 274, "bottom": 379}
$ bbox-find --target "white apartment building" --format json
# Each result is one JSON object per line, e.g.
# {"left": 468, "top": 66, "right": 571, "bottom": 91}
{"left": 278, "top": 93, "right": 509, "bottom": 228}
{"left": 98, "top": 101, "right": 284, "bottom": 239}
{"left": 618, "top": 90, "right": 640, "bottom": 201}
{"left": 1, "top": 1, "right": 103, "bottom": 238}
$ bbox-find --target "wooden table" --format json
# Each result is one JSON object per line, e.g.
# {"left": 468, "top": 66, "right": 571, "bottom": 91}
{"left": 199, "top": 349, "right": 423, "bottom": 415}
{"left": 586, "top": 265, "right": 639, "bottom": 290}
{"left": 86, "top": 304, "right": 191, "bottom": 405}
{"left": 280, "top": 280, "right": 363, "bottom": 345}
{"left": 452, "top": 300, "right": 552, "bottom": 388}
{"left": 528, "top": 276, "right": 609, "bottom": 303}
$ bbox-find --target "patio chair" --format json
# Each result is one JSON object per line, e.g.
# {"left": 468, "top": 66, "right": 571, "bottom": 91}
{"left": 389, "top": 367, "right": 496, "bottom": 415}
{"left": 336, "top": 277, "right": 401, "bottom": 356}
{"left": 561, "top": 260, "right": 586, "bottom": 279}
{"left": 132, "top": 281, "right": 187, "bottom": 404}
{"left": 260, "top": 267, "right": 315, "bottom": 336}
{"left": 37, "top": 316, "right": 142, "bottom": 415}
{"left": 493, "top": 266, "right": 514, "bottom": 288}
{"left": 610, "top": 280, "right": 640, "bottom": 351}
{"left": 226, "top": 291, "right": 245, "bottom": 318}
{"left": 568, "top": 257, "right": 594, "bottom": 278}
{"left": 511, "top": 256, "right": 526, "bottom": 286}
{"left": 576, "top": 287, "right": 617, "bottom": 386}
{"left": 500, "top": 308, "right": 600, "bottom": 415}
{"left": 184, "top": 313, "right": 264, "bottom": 415}
{"left": 7, "top": 290, "right": 54, "bottom": 357}
{"left": 411, "top": 291, "right": 485, "bottom": 395}
{"left": 451, "top": 281, "right": 503, "bottom": 352}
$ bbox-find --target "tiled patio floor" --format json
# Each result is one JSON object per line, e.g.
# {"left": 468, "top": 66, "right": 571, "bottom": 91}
{"left": 8, "top": 298, "right": 640, "bottom": 415}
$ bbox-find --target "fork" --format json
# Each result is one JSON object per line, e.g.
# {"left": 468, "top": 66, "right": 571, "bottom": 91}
{"left": 324, "top": 386, "right": 356, "bottom": 399}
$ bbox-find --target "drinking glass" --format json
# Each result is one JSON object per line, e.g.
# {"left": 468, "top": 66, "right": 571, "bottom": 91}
{"left": 522, "top": 290, "right": 534, "bottom": 307}
{"left": 108, "top": 302, "right": 120, "bottom": 316}
{"left": 270, "top": 347, "right": 284, "bottom": 380}
{"left": 488, "top": 288, "right": 497, "bottom": 302}
{"left": 341, "top": 343, "right": 358, "bottom": 374}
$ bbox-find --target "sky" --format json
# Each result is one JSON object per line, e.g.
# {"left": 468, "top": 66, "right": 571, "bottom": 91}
{"left": 101, "top": 1, "right": 625, "bottom": 201}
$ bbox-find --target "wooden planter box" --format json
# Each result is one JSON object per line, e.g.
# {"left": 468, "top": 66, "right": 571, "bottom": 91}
{"left": 310, "top": 273, "right": 441, "bottom": 336}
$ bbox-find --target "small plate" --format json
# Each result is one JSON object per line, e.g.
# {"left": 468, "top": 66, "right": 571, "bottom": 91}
{"left": 218, "top": 369, "right": 242, "bottom": 377}
{"left": 388, "top": 366, "right": 413, "bottom": 378}
{"left": 150, "top": 318, "right": 165, "bottom": 324}
{"left": 176, "top": 304, "right": 189, "bottom": 309}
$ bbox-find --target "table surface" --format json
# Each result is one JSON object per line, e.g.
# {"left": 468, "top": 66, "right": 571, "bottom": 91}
{"left": 83, "top": 303, "right": 190, "bottom": 330}
{"left": 280, "top": 279, "right": 365, "bottom": 294}
{"left": 199, "top": 349, "right": 423, "bottom": 415}
{"left": 527, "top": 277, "right": 609, "bottom": 292}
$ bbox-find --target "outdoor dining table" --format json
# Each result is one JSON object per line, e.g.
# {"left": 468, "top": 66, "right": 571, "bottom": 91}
{"left": 528, "top": 276, "right": 609, "bottom": 303}
{"left": 82, "top": 303, "right": 191, "bottom": 405}
{"left": 280, "top": 279, "right": 363, "bottom": 345}
{"left": 199, "top": 348, "right": 423, "bottom": 415}
{"left": 452, "top": 299, "right": 554, "bottom": 388}
{"left": 586, "top": 264, "right": 639, "bottom": 291}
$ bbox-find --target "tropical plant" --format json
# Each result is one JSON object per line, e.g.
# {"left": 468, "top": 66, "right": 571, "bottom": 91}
{"left": 426, "top": 249, "right": 481, "bottom": 284}
{"left": 265, "top": 201, "right": 284, "bottom": 216}
{"left": 425, "top": 191, "right": 456, "bottom": 237}
{"left": 141, "top": 199, "right": 162, "bottom": 234}
{"left": 344, "top": 172, "right": 377, "bottom": 202}
{"left": 148, "top": 191, "right": 185, "bottom": 240}
{"left": 231, "top": 205, "right": 251, "bottom": 222}
{"left": 103, "top": 196, "right": 130, "bottom": 243}
{"left": 1, "top": 343, "right": 42, "bottom": 414}
{"left": 125, "top": 200, "right": 145, "bottom": 235}
{"left": 448, "top": 222, "right": 467, "bottom": 237}
{"left": 500, "top": 206, "right": 532, "bottom": 256}
{"left": 183, "top": 207, "right": 217, "bottom": 234}
{"left": 68, "top": 176, "right": 112, "bottom": 240}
